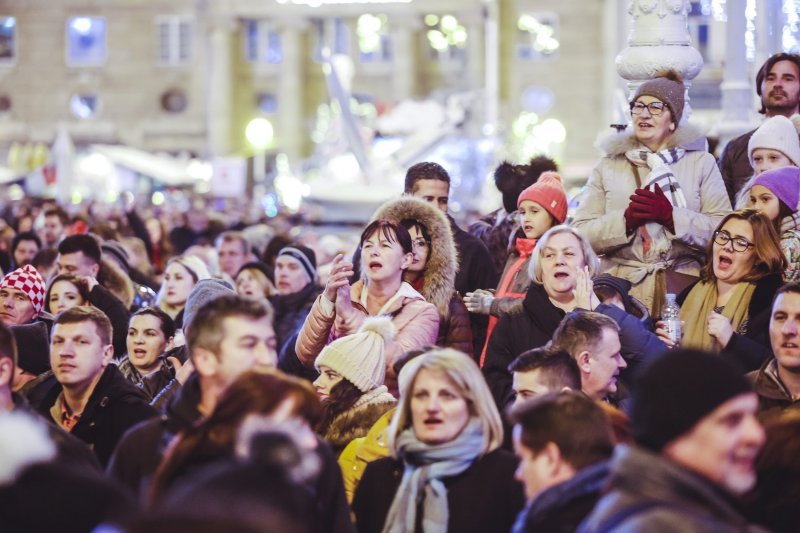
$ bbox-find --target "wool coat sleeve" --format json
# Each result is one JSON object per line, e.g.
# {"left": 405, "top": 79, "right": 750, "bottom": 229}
{"left": 571, "top": 162, "right": 634, "bottom": 254}
{"left": 669, "top": 153, "right": 731, "bottom": 252}
{"left": 437, "top": 295, "right": 473, "bottom": 355}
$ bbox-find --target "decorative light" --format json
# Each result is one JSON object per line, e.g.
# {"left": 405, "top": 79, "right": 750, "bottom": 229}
{"left": 245, "top": 118, "right": 274, "bottom": 150}
{"left": 71, "top": 17, "right": 93, "bottom": 35}
{"left": 518, "top": 14, "right": 559, "bottom": 56}
{"left": 426, "top": 13, "right": 468, "bottom": 52}
{"left": 745, "top": 0, "right": 756, "bottom": 62}
{"left": 152, "top": 191, "right": 165, "bottom": 206}
{"left": 357, "top": 14, "right": 387, "bottom": 54}
{"left": 784, "top": 0, "right": 800, "bottom": 52}
{"left": 710, "top": 0, "right": 727, "bottom": 22}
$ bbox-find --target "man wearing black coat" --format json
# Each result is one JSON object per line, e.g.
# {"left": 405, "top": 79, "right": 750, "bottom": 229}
{"left": 107, "top": 294, "right": 354, "bottom": 533}
{"left": 404, "top": 162, "right": 497, "bottom": 360}
{"left": 509, "top": 392, "right": 614, "bottom": 533}
{"left": 31, "top": 306, "right": 157, "bottom": 467}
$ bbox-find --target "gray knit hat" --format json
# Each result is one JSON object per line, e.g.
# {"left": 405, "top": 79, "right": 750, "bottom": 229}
{"left": 315, "top": 316, "right": 395, "bottom": 392}
{"left": 632, "top": 72, "right": 685, "bottom": 125}
{"left": 183, "top": 278, "right": 235, "bottom": 330}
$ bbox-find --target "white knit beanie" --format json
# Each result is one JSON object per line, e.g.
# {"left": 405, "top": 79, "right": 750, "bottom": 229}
{"left": 314, "top": 316, "right": 396, "bottom": 392}
{"left": 748, "top": 115, "right": 800, "bottom": 167}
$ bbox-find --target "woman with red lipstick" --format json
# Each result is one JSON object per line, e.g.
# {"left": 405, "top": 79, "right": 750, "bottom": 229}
{"left": 573, "top": 71, "right": 731, "bottom": 316}
{"left": 661, "top": 210, "right": 785, "bottom": 371}
{"left": 353, "top": 348, "right": 524, "bottom": 533}
{"left": 296, "top": 220, "right": 439, "bottom": 394}
{"left": 370, "top": 195, "right": 471, "bottom": 355}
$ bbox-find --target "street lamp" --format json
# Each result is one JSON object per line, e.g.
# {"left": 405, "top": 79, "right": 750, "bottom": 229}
{"left": 245, "top": 117, "right": 274, "bottom": 185}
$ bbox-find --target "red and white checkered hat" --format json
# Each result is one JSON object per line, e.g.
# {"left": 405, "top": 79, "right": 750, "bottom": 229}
{"left": 0, "top": 264, "right": 46, "bottom": 317}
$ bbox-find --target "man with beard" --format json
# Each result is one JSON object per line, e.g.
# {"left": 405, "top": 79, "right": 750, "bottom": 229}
{"left": 719, "top": 53, "right": 800, "bottom": 203}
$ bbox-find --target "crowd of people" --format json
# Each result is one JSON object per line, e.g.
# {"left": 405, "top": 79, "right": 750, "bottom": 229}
{"left": 1, "top": 53, "right": 800, "bottom": 533}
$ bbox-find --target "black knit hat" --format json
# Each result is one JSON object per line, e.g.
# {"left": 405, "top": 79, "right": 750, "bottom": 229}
{"left": 101, "top": 241, "right": 130, "bottom": 273}
{"left": 632, "top": 349, "right": 753, "bottom": 452}
{"left": 277, "top": 245, "right": 317, "bottom": 282}
{"left": 10, "top": 322, "right": 51, "bottom": 375}
{"left": 238, "top": 260, "right": 275, "bottom": 285}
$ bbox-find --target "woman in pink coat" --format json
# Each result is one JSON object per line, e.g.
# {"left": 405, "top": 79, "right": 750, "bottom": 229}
{"left": 296, "top": 219, "right": 439, "bottom": 393}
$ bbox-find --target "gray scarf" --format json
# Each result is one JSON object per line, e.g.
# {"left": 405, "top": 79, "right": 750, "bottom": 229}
{"left": 381, "top": 419, "right": 484, "bottom": 533}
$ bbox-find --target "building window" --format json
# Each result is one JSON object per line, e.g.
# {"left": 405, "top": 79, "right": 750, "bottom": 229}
{"left": 244, "top": 20, "right": 282, "bottom": 64}
{"left": 66, "top": 16, "right": 106, "bottom": 66}
{"left": 357, "top": 14, "right": 391, "bottom": 63}
{"left": 70, "top": 93, "right": 101, "bottom": 119}
{"left": 313, "top": 18, "right": 350, "bottom": 62}
{"left": 516, "top": 13, "right": 559, "bottom": 61}
{"left": 156, "top": 16, "right": 192, "bottom": 65}
{"left": 0, "top": 17, "right": 16, "bottom": 65}
{"left": 257, "top": 93, "right": 278, "bottom": 114}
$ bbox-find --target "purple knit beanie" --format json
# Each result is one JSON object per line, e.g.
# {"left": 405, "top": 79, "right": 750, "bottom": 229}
{"left": 751, "top": 166, "right": 800, "bottom": 211}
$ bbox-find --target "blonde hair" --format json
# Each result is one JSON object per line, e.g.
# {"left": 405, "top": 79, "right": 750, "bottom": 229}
{"left": 387, "top": 348, "right": 503, "bottom": 456}
{"left": 528, "top": 225, "right": 600, "bottom": 284}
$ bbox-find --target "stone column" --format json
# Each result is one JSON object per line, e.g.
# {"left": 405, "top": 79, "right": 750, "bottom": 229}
{"left": 615, "top": 0, "right": 704, "bottom": 124}
{"left": 483, "top": 0, "right": 499, "bottom": 134}
{"left": 390, "top": 14, "right": 418, "bottom": 102}
{"left": 719, "top": 0, "right": 752, "bottom": 145}
{"left": 755, "top": 0, "right": 784, "bottom": 69}
{"left": 207, "top": 17, "right": 236, "bottom": 157}
{"left": 276, "top": 18, "right": 306, "bottom": 161}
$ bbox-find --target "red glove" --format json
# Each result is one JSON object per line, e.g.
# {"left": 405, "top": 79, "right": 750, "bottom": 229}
{"left": 624, "top": 204, "right": 648, "bottom": 235}
{"left": 628, "top": 184, "right": 675, "bottom": 233}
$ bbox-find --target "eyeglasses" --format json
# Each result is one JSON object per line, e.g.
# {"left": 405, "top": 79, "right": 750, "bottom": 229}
{"left": 412, "top": 239, "right": 430, "bottom": 250}
{"left": 713, "top": 230, "right": 755, "bottom": 253}
{"left": 630, "top": 101, "right": 666, "bottom": 116}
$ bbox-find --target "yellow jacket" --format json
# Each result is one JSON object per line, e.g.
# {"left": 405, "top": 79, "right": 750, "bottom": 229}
{"left": 338, "top": 407, "right": 396, "bottom": 504}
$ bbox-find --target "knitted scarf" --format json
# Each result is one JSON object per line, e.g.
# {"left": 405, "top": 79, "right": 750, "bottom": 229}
{"left": 679, "top": 280, "right": 755, "bottom": 352}
{"left": 381, "top": 419, "right": 484, "bottom": 533}
{"left": 625, "top": 147, "right": 687, "bottom": 254}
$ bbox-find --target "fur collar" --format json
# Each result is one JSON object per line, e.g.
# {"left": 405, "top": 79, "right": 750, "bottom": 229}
{"left": 99, "top": 258, "right": 134, "bottom": 308}
{"left": 371, "top": 196, "right": 458, "bottom": 317}
{"left": 595, "top": 122, "right": 708, "bottom": 158}
{"left": 323, "top": 397, "right": 397, "bottom": 451}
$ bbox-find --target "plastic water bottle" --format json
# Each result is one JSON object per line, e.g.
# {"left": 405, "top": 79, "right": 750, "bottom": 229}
{"left": 661, "top": 293, "right": 682, "bottom": 346}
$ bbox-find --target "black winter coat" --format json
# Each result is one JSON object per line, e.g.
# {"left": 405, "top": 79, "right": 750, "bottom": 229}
{"left": 107, "top": 373, "right": 205, "bottom": 498}
{"left": 274, "top": 282, "right": 322, "bottom": 382}
{"left": 718, "top": 129, "right": 756, "bottom": 204}
{"left": 483, "top": 283, "right": 565, "bottom": 408}
{"left": 88, "top": 284, "right": 131, "bottom": 358}
{"left": 33, "top": 364, "right": 157, "bottom": 467}
{"left": 353, "top": 448, "right": 524, "bottom": 533}
{"left": 450, "top": 216, "right": 498, "bottom": 361}
{"left": 513, "top": 461, "right": 610, "bottom": 533}
{"left": 677, "top": 273, "right": 783, "bottom": 373}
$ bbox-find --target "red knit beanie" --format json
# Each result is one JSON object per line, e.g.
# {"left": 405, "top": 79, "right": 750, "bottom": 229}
{"left": 516, "top": 171, "right": 568, "bottom": 224}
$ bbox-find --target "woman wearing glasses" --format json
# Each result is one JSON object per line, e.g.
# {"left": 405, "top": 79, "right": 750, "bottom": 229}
{"left": 373, "top": 197, "right": 473, "bottom": 356}
{"left": 572, "top": 71, "right": 731, "bottom": 316}
{"left": 657, "top": 209, "right": 785, "bottom": 371}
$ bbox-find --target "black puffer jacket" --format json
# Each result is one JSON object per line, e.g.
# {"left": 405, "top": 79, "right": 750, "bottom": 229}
{"left": 718, "top": 129, "right": 756, "bottom": 204}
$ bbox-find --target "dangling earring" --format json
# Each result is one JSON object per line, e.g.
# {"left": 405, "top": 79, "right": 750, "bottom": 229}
{"left": 669, "top": 123, "right": 675, "bottom": 131}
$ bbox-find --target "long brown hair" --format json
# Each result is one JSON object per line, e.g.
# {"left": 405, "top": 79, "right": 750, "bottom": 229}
{"left": 699, "top": 209, "right": 786, "bottom": 283}
{"left": 150, "top": 370, "right": 320, "bottom": 502}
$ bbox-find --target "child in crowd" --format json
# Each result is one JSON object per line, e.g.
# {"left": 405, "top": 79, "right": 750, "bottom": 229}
{"left": 464, "top": 171, "right": 568, "bottom": 366}
{"left": 747, "top": 167, "right": 800, "bottom": 281}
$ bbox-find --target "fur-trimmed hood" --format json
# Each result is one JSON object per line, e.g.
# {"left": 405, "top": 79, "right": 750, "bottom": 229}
{"left": 98, "top": 257, "right": 134, "bottom": 309}
{"left": 371, "top": 196, "right": 458, "bottom": 318}
{"left": 323, "top": 394, "right": 396, "bottom": 452}
{"left": 595, "top": 122, "right": 708, "bottom": 158}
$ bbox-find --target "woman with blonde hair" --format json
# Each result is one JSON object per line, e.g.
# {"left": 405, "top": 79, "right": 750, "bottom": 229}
{"left": 657, "top": 209, "right": 786, "bottom": 371}
{"left": 353, "top": 348, "right": 524, "bottom": 533}
{"left": 156, "top": 255, "right": 211, "bottom": 329}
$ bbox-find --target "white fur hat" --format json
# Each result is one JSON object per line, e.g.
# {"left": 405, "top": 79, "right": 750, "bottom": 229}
{"left": 748, "top": 115, "right": 800, "bottom": 167}
{"left": 315, "top": 316, "right": 396, "bottom": 392}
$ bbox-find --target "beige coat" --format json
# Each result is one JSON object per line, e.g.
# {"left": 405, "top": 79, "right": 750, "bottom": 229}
{"left": 572, "top": 124, "right": 732, "bottom": 313}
